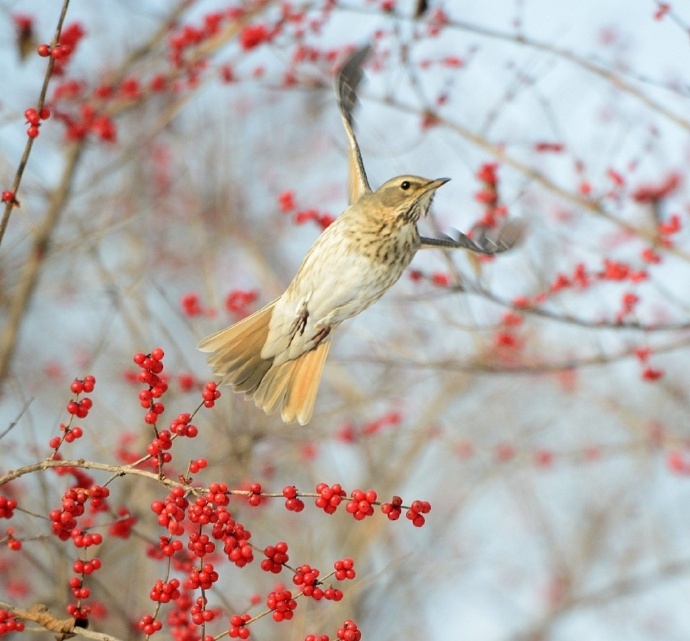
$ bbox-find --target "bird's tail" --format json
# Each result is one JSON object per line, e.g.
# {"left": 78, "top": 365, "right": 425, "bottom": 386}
{"left": 197, "top": 301, "right": 330, "bottom": 425}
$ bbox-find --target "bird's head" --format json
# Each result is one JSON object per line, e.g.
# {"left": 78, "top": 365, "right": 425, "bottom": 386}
{"left": 373, "top": 175, "right": 450, "bottom": 223}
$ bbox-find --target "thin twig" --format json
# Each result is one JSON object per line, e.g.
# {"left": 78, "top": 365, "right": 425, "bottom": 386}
{"left": 0, "top": 0, "right": 71, "bottom": 247}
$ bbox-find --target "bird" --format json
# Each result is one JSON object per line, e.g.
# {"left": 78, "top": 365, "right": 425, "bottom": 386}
{"left": 198, "top": 45, "right": 522, "bottom": 425}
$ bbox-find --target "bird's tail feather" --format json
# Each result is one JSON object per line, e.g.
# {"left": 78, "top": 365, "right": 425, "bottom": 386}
{"left": 279, "top": 340, "right": 331, "bottom": 425}
{"left": 197, "top": 300, "right": 330, "bottom": 425}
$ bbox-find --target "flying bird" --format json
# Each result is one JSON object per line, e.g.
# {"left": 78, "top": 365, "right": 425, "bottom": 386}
{"left": 198, "top": 46, "right": 522, "bottom": 425}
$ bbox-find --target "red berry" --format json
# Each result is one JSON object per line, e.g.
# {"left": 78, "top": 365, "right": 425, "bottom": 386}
{"left": 27, "top": 125, "right": 40, "bottom": 138}
{"left": 24, "top": 108, "right": 40, "bottom": 125}
{"left": 37, "top": 44, "right": 51, "bottom": 56}
{"left": 1, "top": 191, "right": 15, "bottom": 203}
{"left": 151, "top": 347, "right": 164, "bottom": 361}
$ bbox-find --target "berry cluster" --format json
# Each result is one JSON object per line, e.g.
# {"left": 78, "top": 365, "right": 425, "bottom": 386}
{"left": 247, "top": 482, "right": 263, "bottom": 507}
{"left": 5, "top": 528, "right": 21, "bottom": 551}
{"left": 333, "top": 558, "right": 355, "bottom": 581}
{"left": 0, "top": 496, "right": 17, "bottom": 520}
{"left": 406, "top": 500, "right": 432, "bottom": 527}
{"left": 266, "top": 588, "right": 297, "bottom": 622}
{"left": 282, "top": 486, "right": 305, "bottom": 512}
{"left": 225, "top": 289, "right": 258, "bottom": 317}
{"left": 49, "top": 376, "right": 96, "bottom": 450}
{"left": 49, "top": 485, "right": 108, "bottom": 541}
{"left": 345, "top": 489, "right": 377, "bottom": 521}
{"left": 0, "top": 611, "right": 24, "bottom": 635}
{"left": 138, "top": 614, "right": 163, "bottom": 635}
{"left": 170, "top": 412, "right": 198, "bottom": 437}
{"left": 201, "top": 381, "right": 220, "bottom": 408}
{"left": 134, "top": 348, "right": 167, "bottom": 425}
{"left": 261, "top": 541, "right": 289, "bottom": 573}
{"left": 315, "top": 483, "right": 346, "bottom": 514}
{"left": 37, "top": 42, "right": 72, "bottom": 59}
{"left": 292, "top": 564, "right": 320, "bottom": 596}
{"left": 151, "top": 487, "right": 188, "bottom": 536}
{"left": 24, "top": 106, "right": 51, "bottom": 139}
{"left": 186, "top": 563, "right": 219, "bottom": 590}
{"left": 229, "top": 613, "right": 251, "bottom": 639}
{"left": 337, "top": 619, "right": 362, "bottom": 641}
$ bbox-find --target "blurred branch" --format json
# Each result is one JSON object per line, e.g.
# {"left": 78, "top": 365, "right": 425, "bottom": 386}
{"left": 0, "top": 397, "right": 33, "bottom": 441}
{"left": 340, "top": 3, "right": 690, "bottom": 132}
{"left": 350, "top": 334, "right": 690, "bottom": 374}
{"left": 0, "top": 143, "right": 83, "bottom": 389}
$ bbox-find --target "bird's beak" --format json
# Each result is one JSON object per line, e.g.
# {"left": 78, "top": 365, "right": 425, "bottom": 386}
{"left": 427, "top": 177, "right": 451, "bottom": 191}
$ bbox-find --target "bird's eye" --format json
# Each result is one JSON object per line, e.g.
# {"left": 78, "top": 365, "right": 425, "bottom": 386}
{"left": 400, "top": 180, "right": 411, "bottom": 190}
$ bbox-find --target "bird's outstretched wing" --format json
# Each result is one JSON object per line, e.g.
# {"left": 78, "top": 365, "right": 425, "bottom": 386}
{"left": 420, "top": 219, "right": 525, "bottom": 255}
{"left": 336, "top": 45, "right": 372, "bottom": 205}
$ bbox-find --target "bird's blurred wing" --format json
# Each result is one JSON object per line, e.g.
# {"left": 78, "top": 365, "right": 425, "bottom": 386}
{"left": 336, "top": 45, "right": 372, "bottom": 205}
{"left": 420, "top": 219, "right": 525, "bottom": 255}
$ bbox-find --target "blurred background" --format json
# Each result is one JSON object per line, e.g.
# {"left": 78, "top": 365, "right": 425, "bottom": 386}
{"left": 2, "top": 0, "right": 690, "bottom": 639}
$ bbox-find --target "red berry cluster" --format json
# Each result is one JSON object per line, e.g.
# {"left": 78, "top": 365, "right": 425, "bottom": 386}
{"left": 188, "top": 458, "right": 208, "bottom": 474}
{"left": 282, "top": 486, "right": 305, "bottom": 512}
{"left": 151, "top": 487, "right": 188, "bottom": 535}
{"left": 72, "top": 557, "right": 102, "bottom": 575}
{"left": 155, "top": 535, "right": 183, "bottom": 558}
{"left": 6, "top": 528, "right": 21, "bottom": 551}
{"left": 186, "top": 563, "right": 219, "bottom": 589}
{"left": 190, "top": 595, "right": 218, "bottom": 625}
{"left": 181, "top": 292, "right": 216, "bottom": 317}
{"left": 345, "top": 489, "right": 377, "bottom": 521}
{"left": 24, "top": 106, "right": 51, "bottom": 138}
{"left": 57, "top": 104, "right": 118, "bottom": 143}
{"left": 225, "top": 289, "right": 258, "bottom": 317}
{"left": 134, "top": 348, "right": 167, "bottom": 425}
{"left": 266, "top": 588, "right": 297, "bottom": 622}
{"left": 406, "top": 500, "right": 432, "bottom": 527}
{"left": 239, "top": 23, "right": 274, "bottom": 50}
{"left": 277, "top": 190, "right": 334, "bottom": 229}
{"left": 147, "top": 430, "right": 172, "bottom": 459}
{"left": 108, "top": 507, "right": 137, "bottom": 539}
{"left": 202, "top": 381, "right": 220, "bottom": 408}
{"left": 49, "top": 485, "right": 109, "bottom": 541}
{"left": 50, "top": 376, "right": 96, "bottom": 449}
{"left": 315, "top": 483, "right": 346, "bottom": 514}
{"left": 0, "top": 610, "right": 25, "bottom": 635}
{"left": 219, "top": 516, "right": 253, "bottom": 568}
{"left": 138, "top": 614, "right": 163, "bottom": 635}
{"left": 333, "top": 558, "right": 355, "bottom": 581}
{"left": 261, "top": 541, "right": 289, "bottom": 573}
{"left": 71, "top": 528, "right": 103, "bottom": 549}
{"left": 380, "top": 495, "right": 403, "bottom": 520}
{"left": 188, "top": 530, "right": 214, "bottom": 558}
{"left": 37, "top": 43, "right": 72, "bottom": 59}
{"left": 247, "top": 482, "right": 263, "bottom": 507}
{"left": 66, "top": 397, "right": 91, "bottom": 419}
{"left": 229, "top": 613, "right": 251, "bottom": 639}
{"left": 170, "top": 412, "right": 198, "bottom": 437}
{"left": 292, "top": 564, "right": 320, "bottom": 596}
{"left": 337, "top": 619, "right": 361, "bottom": 641}
{"left": 69, "top": 576, "right": 90, "bottom": 600}
{"left": 0, "top": 496, "right": 17, "bottom": 520}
